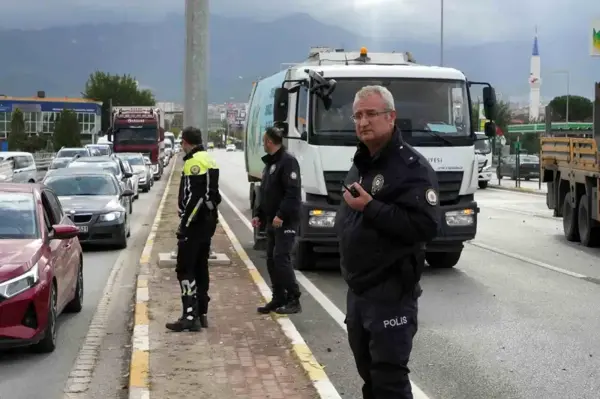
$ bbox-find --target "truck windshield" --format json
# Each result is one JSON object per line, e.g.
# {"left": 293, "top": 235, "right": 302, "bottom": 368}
{"left": 114, "top": 127, "right": 157, "bottom": 145}
{"left": 313, "top": 78, "right": 472, "bottom": 146}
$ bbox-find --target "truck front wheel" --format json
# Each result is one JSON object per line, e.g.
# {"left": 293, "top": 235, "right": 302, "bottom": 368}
{"left": 478, "top": 181, "right": 488, "bottom": 189}
{"left": 426, "top": 251, "right": 462, "bottom": 269}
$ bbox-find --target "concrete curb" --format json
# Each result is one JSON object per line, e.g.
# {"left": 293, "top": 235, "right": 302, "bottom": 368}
{"left": 128, "top": 163, "right": 177, "bottom": 399}
{"left": 488, "top": 184, "right": 545, "bottom": 196}
{"left": 217, "top": 214, "right": 342, "bottom": 399}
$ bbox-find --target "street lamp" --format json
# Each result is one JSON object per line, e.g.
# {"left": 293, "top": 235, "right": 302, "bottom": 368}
{"left": 551, "top": 69, "right": 570, "bottom": 122}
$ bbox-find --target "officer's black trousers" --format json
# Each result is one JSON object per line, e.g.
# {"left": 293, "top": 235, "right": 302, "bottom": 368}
{"left": 346, "top": 288, "right": 418, "bottom": 399}
{"left": 265, "top": 226, "right": 301, "bottom": 303}
{"left": 175, "top": 221, "right": 216, "bottom": 315}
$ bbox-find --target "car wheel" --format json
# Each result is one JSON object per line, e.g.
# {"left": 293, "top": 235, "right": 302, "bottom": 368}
{"left": 117, "top": 224, "right": 128, "bottom": 249}
{"left": 65, "top": 262, "right": 83, "bottom": 313}
{"left": 129, "top": 199, "right": 133, "bottom": 214}
{"left": 126, "top": 215, "right": 131, "bottom": 238}
{"left": 33, "top": 283, "right": 58, "bottom": 353}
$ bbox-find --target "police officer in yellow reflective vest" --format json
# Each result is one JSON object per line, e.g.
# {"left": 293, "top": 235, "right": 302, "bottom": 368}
{"left": 166, "top": 127, "right": 220, "bottom": 332}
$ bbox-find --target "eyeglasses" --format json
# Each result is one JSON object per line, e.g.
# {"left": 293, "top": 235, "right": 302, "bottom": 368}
{"left": 351, "top": 110, "right": 390, "bottom": 122}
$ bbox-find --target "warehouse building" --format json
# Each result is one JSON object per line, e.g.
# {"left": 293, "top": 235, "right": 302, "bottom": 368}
{"left": 0, "top": 92, "right": 102, "bottom": 142}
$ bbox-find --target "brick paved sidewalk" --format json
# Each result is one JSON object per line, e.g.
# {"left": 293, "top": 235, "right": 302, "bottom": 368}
{"left": 145, "top": 172, "right": 318, "bottom": 398}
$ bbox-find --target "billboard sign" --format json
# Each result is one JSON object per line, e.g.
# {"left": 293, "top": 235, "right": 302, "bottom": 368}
{"left": 592, "top": 18, "right": 600, "bottom": 56}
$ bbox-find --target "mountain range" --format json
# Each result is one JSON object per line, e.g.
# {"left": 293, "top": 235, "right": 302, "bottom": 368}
{"left": 0, "top": 13, "right": 597, "bottom": 103}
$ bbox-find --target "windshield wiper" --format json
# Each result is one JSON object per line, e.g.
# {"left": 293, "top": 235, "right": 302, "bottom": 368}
{"left": 404, "top": 129, "right": 454, "bottom": 146}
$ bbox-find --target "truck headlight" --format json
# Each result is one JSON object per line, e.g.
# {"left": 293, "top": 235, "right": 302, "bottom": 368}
{"left": 99, "top": 211, "right": 124, "bottom": 222}
{"left": 308, "top": 209, "right": 336, "bottom": 228}
{"left": 0, "top": 263, "right": 39, "bottom": 298}
{"left": 445, "top": 209, "right": 474, "bottom": 226}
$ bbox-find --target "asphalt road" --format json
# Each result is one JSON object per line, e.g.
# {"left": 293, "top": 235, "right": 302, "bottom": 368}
{"left": 0, "top": 164, "right": 171, "bottom": 399}
{"left": 214, "top": 150, "right": 600, "bottom": 399}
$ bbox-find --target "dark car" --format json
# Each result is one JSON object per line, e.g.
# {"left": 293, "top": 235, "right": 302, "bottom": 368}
{"left": 42, "top": 169, "right": 134, "bottom": 248}
{"left": 0, "top": 183, "right": 83, "bottom": 353}
{"left": 496, "top": 154, "right": 540, "bottom": 180}
{"left": 66, "top": 156, "right": 134, "bottom": 213}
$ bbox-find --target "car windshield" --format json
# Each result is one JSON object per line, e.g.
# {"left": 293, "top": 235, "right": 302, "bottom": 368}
{"left": 57, "top": 149, "right": 88, "bottom": 157}
{"left": 44, "top": 175, "right": 118, "bottom": 196}
{"left": 50, "top": 158, "right": 70, "bottom": 169}
{"left": 0, "top": 193, "right": 38, "bottom": 239}
{"left": 312, "top": 78, "right": 471, "bottom": 145}
{"left": 113, "top": 127, "right": 156, "bottom": 144}
{"left": 119, "top": 155, "right": 144, "bottom": 165}
{"left": 475, "top": 137, "right": 492, "bottom": 154}
{"left": 88, "top": 146, "right": 110, "bottom": 155}
{"left": 69, "top": 162, "right": 119, "bottom": 176}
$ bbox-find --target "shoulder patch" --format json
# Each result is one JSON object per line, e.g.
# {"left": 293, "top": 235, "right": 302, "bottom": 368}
{"left": 371, "top": 174, "right": 384, "bottom": 194}
{"left": 425, "top": 188, "right": 438, "bottom": 206}
{"left": 190, "top": 165, "right": 200, "bottom": 175}
{"left": 290, "top": 171, "right": 297, "bottom": 179}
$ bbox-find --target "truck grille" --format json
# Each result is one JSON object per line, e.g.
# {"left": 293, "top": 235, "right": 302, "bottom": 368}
{"left": 437, "top": 171, "right": 463, "bottom": 204}
{"left": 324, "top": 171, "right": 463, "bottom": 205}
{"left": 323, "top": 171, "right": 347, "bottom": 205}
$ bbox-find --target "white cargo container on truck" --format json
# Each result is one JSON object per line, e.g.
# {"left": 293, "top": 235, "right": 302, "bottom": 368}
{"left": 244, "top": 47, "right": 498, "bottom": 270}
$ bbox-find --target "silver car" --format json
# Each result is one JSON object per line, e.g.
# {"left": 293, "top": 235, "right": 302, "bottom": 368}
{"left": 116, "top": 153, "right": 152, "bottom": 193}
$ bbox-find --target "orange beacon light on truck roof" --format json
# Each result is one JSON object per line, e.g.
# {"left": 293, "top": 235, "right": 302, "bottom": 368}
{"left": 360, "top": 47, "right": 368, "bottom": 56}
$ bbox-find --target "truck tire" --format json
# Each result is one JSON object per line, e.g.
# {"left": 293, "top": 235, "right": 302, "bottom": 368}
{"left": 478, "top": 181, "right": 488, "bottom": 189}
{"left": 577, "top": 194, "right": 600, "bottom": 247}
{"left": 562, "top": 192, "right": 579, "bottom": 242}
{"left": 294, "top": 241, "right": 316, "bottom": 271}
{"left": 426, "top": 251, "right": 461, "bottom": 269}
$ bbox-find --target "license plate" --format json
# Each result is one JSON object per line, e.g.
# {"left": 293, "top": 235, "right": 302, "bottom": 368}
{"left": 77, "top": 226, "right": 88, "bottom": 233}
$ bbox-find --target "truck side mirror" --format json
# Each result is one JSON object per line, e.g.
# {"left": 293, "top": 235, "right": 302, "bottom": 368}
{"left": 106, "top": 127, "right": 113, "bottom": 142}
{"left": 273, "top": 88, "right": 289, "bottom": 126}
{"left": 484, "top": 121, "right": 496, "bottom": 138}
{"left": 483, "top": 86, "right": 497, "bottom": 120}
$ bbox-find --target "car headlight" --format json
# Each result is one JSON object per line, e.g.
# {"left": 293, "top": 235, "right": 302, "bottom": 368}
{"left": 445, "top": 209, "right": 474, "bottom": 226}
{"left": 99, "top": 211, "right": 124, "bottom": 222}
{"left": 482, "top": 165, "right": 491, "bottom": 171}
{"left": 308, "top": 209, "right": 336, "bottom": 228}
{"left": 0, "top": 263, "right": 39, "bottom": 299}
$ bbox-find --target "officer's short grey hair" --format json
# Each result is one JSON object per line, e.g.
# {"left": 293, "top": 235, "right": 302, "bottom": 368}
{"left": 353, "top": 85, "right": 395, "bottom": 111}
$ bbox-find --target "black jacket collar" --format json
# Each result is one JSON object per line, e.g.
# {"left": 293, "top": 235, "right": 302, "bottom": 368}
{"left": 353, "top": 125, "right": 403, "bottom": 170}
{"left": 261, "top": 146, "right": 285, "bottom": 165}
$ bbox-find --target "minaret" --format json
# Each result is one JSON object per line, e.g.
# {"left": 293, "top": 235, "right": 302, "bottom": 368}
{"left": 528, "top": 27, "right": 541, "bottom": 121}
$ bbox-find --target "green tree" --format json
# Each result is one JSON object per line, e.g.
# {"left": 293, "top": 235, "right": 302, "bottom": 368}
{"left": 82, "top": 71, "right": 156, "bottom": 132}
{"left": 547, "top": 95, "right": 593, "bottom": 122}
{"left": 7, "top": 108, "right": 27, "bottom": 150}
{"left": 53, "top": 109, "right": 81, "bottom": 148}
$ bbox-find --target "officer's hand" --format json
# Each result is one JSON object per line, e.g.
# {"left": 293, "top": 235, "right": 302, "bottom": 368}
{"left": 251, "top": 217, "right": 261, "bottom": 227}
{"left": 272, "top": 216, "right": 283, "bottom": 228}
{"left": 343, "top": 182, "right": 372, "bottom": 211}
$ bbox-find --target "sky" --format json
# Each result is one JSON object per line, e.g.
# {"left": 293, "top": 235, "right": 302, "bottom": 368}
{"left": 2, "top": 0, "right": 597, "bottom": 44}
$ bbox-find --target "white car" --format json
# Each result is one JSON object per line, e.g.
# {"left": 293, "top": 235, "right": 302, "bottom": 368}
{"left": 226, "top": 144, "right": 236, "bottom": 152}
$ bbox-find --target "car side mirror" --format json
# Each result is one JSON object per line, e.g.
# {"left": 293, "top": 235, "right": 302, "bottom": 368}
{"left": 51, "top": 224, "right": 79, "bottom": 239}
{"left": 124, "top": 172, "right": 133, "bottom": 178}
{"left": 121, "top": 189, "right": 135, "bottom": 197}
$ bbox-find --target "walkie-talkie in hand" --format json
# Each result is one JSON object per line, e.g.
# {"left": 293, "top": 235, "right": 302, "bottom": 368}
{"left": 343, "top": 183, "right": 360, "bottom": 198}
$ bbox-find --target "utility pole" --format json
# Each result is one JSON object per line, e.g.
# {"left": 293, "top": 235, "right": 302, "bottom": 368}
{"left": 184, "top": 0, "right": 209, "bottom": 145}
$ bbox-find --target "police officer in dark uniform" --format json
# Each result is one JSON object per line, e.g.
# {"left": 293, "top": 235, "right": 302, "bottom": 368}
{"left": 166, "top": 126, "right": 220, "bottom": 332}
{"left": 251, "top": 127, "right": 302, "bottom": 315}
{"left": 337, "top": 86, "right": 439, "bottom": 398}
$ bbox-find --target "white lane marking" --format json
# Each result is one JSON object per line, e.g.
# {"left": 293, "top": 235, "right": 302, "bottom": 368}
{"left": 486, "top": 187, "right": 546, "bottom": 197}
{"left": 219, "top": 191, "right": 431, "bottom": 399}
{"left": 469, "top": 241, "right": 587, "bottom": 279}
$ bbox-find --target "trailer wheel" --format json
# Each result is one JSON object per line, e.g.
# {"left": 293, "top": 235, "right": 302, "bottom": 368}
{"left": 562, "top": 192, "right": 580, "bottom": 242}
{"left": 577, "top": 194, "right": 600, "bottom": 247}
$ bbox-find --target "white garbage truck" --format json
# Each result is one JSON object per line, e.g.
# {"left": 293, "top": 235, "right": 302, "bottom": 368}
{"left": 244, "top": 46, "right": 497, "bottom": 270}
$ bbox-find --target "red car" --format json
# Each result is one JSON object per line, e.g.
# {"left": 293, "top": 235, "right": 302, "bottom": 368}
{"left": 0, "top": 183, "right": 83, "bottom": 353}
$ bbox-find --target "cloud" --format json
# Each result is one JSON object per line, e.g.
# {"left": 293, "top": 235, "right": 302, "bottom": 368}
{"left": 1, "top": 0, "right": 597, "bottom": 44}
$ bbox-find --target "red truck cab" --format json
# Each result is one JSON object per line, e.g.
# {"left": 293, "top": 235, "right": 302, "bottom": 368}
{"left": 107, "top": 107, "right": 165, "bottom": 178}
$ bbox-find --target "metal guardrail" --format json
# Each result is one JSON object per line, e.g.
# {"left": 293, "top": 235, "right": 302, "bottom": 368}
{"left": 33, "top": 152, "right": 55, "bottom": 170}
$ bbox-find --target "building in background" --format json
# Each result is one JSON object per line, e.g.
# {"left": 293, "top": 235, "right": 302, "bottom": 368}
{"left": 0, "top": 93, "right": 102, "bottom": 141}
{"left": 528, "top": 29, "right": 542, "bottom": 121}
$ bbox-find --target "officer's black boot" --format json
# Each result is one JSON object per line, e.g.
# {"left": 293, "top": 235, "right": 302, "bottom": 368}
{"left": 197, "top": 295, "right": 209, "bottom": 328}
{"left": 165, "top": 295, "right": 201, "bottom": 332}
{"left": 275, "top": 298, "right": 302, "bottom": 315}
{"left": 257, "top": 290, "right": 286, "bottom": 314}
